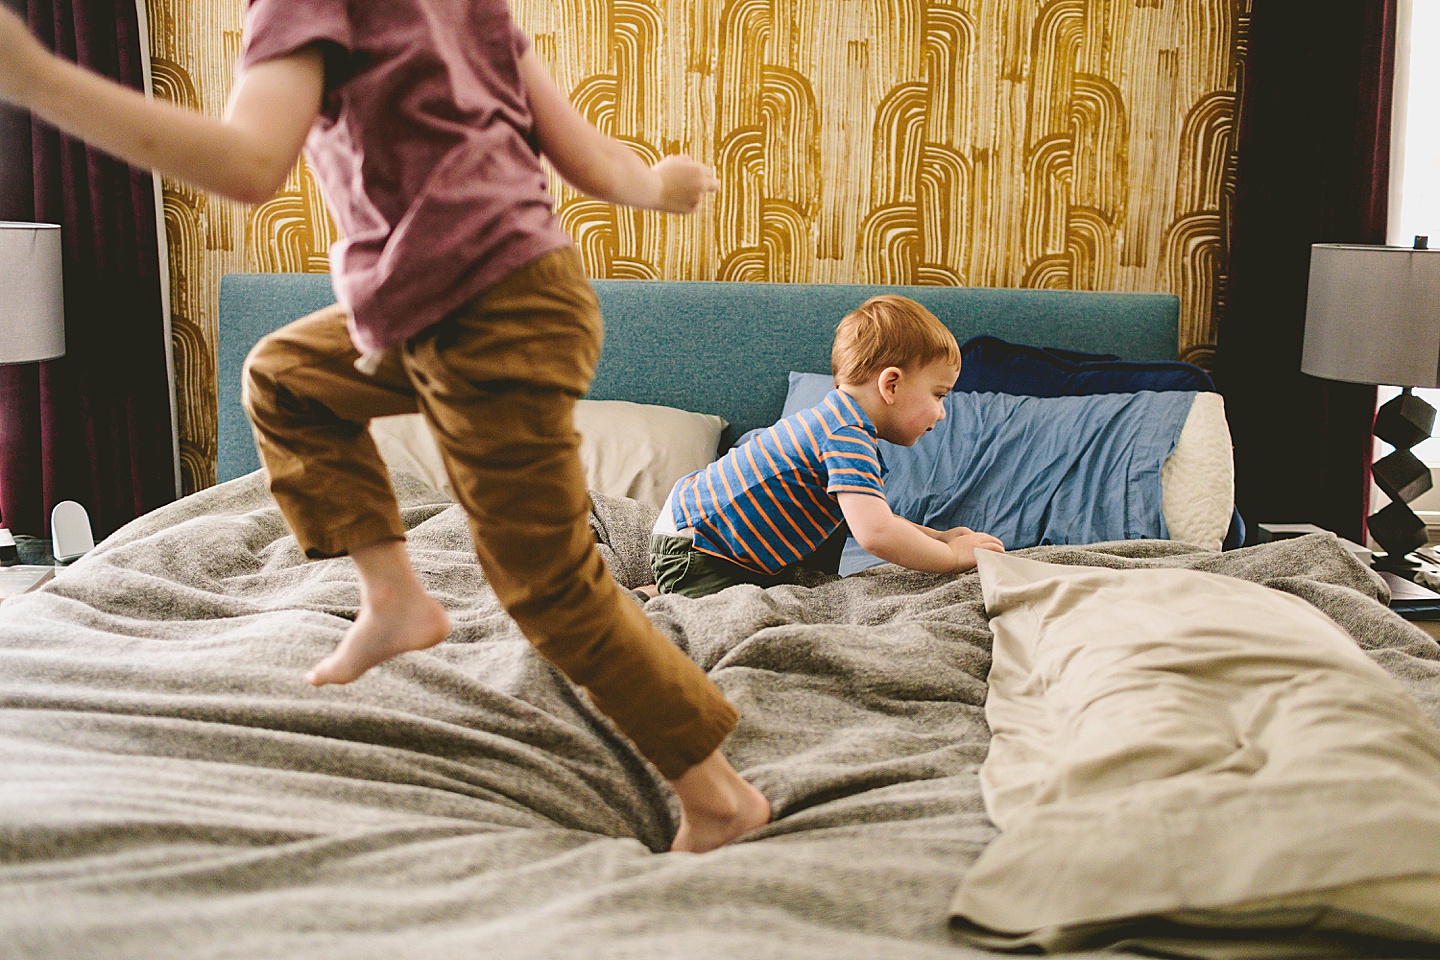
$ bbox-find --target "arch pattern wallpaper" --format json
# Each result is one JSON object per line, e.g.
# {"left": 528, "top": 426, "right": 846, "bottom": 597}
{"left": 145, "top": 0, "right": 1248, "bottom": 493}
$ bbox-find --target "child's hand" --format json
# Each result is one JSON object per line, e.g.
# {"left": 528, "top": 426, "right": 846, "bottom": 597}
{"left": 651, "top": 155, "right": 720, "bottom": 214}
{"left": 0, "top": 7, "right": 47, "bottom": 106}
{"left": 947, "top": 531, "right": 1005, "bottom": 572}
{"left": 937, "top": 525, "right": 974, "bottom": 543}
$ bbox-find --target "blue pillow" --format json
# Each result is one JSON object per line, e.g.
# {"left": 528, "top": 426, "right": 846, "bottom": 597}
{"left": 774, "top": 375, "right": 1195, "bottom": 572}
{"left": 834, "top": 391, "right": 1195, "bottom": 573}
{"left": 884, "top": 389, "right": 1193, "bottom": 543}
{"left": 950, "top": 337, "right": 1240, "bottom": 548}
{"left": 780, "top": 335, "right": 1242, "bottom": 564}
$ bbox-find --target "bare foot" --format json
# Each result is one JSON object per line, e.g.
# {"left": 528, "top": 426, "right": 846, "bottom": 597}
{"left": 306, "top": 588, "right": 450, "bottom": 685}
{"left": 635, "top": 584, "right": 659, "bottom": 598}
{"left": 306, "top": 539, "right": 451, "bottom": 686}
{"left": 670, "top": 751, "right": 772, "bottom": 853}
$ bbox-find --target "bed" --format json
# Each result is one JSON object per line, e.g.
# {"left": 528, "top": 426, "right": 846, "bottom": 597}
{"left": 3, "top": 275, "right": 1439, "bottom": 959}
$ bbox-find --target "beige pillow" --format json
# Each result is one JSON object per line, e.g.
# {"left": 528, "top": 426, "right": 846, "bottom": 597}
{"left": 368, "top": 413, "right": 451, "bottom": 497}
{"left": 572, "top": 400, "right": 728, "bottom": 509}
{"left": 368, "top": 400, "right": 727, "bottom": 511}
{"left": 950, "top": 551, "right": 1440, "bottom": 956}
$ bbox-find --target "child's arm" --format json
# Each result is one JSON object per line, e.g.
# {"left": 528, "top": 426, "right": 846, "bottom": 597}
{"left": 0, "top": 8, "right": 322, "bottom": 204}
{"left": 906, "top": 519, "right": 991, "bottom": 545}
{"left": 903, "top": 518, "right": 966, "bottom": 541}
{"left": 518, "top": 50, "right": 718, "bottom": 213}
{"left": 840, "top": 493, "right": 1004, "bottom": 574}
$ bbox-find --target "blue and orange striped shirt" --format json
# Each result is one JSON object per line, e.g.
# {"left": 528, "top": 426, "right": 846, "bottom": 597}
{"left": 670, "top": 389, "right": 887, "bottom": 575}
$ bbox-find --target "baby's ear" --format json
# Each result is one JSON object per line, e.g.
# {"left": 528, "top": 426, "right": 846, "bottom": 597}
{"left": 877, "top": 365, "right": 903, "bottom": 400}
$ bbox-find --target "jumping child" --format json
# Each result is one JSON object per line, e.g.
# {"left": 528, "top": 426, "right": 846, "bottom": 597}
{"left": 0, "top": 0, "right": 770, "bottom": 853}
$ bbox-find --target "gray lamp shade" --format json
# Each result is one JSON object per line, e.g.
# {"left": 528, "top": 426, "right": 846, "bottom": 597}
{"left": 1302, "top": 243, "right": 1440, "bottom": 388}
{"left": 0, "top": 222, "right": 65, "bottom": 364}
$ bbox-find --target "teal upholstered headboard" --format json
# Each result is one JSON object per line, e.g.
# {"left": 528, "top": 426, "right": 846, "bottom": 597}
{"left": 217, "top": 274, "right": 1180, "bottom": 483}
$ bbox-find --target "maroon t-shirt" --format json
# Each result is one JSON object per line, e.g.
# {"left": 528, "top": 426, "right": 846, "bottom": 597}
{"left": 240, "top": 0, "right": 573, "bottom": 353}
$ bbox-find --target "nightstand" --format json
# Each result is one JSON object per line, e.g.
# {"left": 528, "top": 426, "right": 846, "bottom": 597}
{"left": 14, "top": 537, "right": 54, "bottom": 566}
{"left": 1256, "top": 522, "right": 1373, "bottom": 565}
{"left": 0, "top": 538, "right": 55, "bottom": 605}
{"left": 0, "top": 565, "right": 54, "bottom": 603}
{"left": 1259, "top": 522, "right": 1440, "bottom": 629}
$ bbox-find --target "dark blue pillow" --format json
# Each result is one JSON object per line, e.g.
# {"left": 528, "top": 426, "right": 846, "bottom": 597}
{"left": 778, "top": 338, "right": 1216, "bottom": 410}
{"left": 956, "top": 335, "right": 1215, "bottom": 396}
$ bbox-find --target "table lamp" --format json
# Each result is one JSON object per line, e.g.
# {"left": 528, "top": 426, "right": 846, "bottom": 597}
{"left": 1302, "top": 238, "right": 1440, "bottom": 569}
{"left": 0, "top": 222, "right": 65, "bottom": 564}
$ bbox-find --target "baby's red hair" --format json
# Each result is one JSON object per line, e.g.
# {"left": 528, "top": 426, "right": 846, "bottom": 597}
{"left": 831, "top": 295, "right": 960, "bottom": 386}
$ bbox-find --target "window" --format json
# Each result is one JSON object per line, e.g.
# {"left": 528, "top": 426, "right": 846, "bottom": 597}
{"left": 1386, "top": 0, "right": 1440, "bottom": 466}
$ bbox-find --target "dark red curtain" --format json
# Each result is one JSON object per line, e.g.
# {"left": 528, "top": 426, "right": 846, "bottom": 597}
{"left": 0, "top": 0, "right": 174, "bottom": 540}
{"left": 1215, "top": 1, "right": 1396, "bottom": 543}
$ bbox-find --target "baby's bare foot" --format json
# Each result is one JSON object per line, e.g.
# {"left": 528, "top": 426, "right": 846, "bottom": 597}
{"left": 670, "top": 752, "right": 772, "bottom": 853}
{"left": 306, "top": 589, "right": 450, "bottom": 686}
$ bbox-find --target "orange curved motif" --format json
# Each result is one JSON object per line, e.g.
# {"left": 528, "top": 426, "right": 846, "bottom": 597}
{"left": 146, "top": 0, "right": 1249, "bottom": 493}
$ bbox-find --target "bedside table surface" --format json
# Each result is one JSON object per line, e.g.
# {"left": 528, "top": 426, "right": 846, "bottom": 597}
{"left": 16, "top": 538, "right": 54, "bottom": 566}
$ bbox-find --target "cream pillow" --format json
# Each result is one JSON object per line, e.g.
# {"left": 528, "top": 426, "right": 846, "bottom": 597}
{"left": 951, "top": 551, "right": 1440, "bottom": 955}
{"left": 368, "top": 400, "right": 727, "bottom": 511}
{"left": 573, "top": 400, "right": 728, "bottom": 509}
{"left": 1159, "top": 391, "right": 1235, "bottom": 550}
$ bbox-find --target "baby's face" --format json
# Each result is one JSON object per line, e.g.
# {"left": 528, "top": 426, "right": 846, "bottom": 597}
{"left": 882, "top": 359, "right": 959, "bottom": 446}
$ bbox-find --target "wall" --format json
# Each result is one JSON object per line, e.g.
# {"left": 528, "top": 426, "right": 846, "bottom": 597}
{"left": 146, "top": 0, "right": 1248, "bottom": 494}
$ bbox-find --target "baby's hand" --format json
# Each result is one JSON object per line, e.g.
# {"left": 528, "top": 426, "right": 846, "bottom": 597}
{"left": 948, "top": 531, "right": 1005, "bottom": 572}
{"left": 0, "top": 7, "right": 46, "bottom": 106}
{"left": 651, "top": 155, "right": 720, "bottom": 214}
{"left": 937, "top": 525, "right": 974, "bottom": 543}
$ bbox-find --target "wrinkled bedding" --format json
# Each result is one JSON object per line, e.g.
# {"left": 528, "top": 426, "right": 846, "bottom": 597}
{"left": 1, "top": 471, "right": 1438, "bottom": 959}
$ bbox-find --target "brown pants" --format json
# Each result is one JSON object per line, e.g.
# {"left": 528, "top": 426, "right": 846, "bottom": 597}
{"left": 241, "top": 247, "right": 737, "bottom": 778}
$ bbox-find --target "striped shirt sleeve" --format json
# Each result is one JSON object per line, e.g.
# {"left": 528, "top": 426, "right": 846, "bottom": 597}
{"left": 821, "top": 423, "right": 885, "bottom": 498}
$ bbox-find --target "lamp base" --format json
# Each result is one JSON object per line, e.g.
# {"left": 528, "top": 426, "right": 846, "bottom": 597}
{"left": 1375, "top": 389, "right": 1437, "bottom": 450}
{"left": 1373, "top": 551, "right": 1422, "bottom": 575}
{"left": 1368, "top": 390, "right": 1437, "bottom": 563}
{"left": 1373, "top": 447, "right": 1433, "bottom": 504}
{"left": 1368, "top": 499, "right": 1429, "bottom": 559}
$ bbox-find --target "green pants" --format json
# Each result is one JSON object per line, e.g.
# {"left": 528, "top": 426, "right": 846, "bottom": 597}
{"left": 650, "top": 524, "right": 848, "bottom": 599}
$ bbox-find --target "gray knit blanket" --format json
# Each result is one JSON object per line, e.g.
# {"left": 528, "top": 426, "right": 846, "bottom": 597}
{"left": 1, "top": 471, "right": 1437, "bottom": 959}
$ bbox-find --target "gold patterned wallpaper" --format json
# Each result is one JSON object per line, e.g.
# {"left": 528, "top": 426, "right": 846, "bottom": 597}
{"left": 146, "top": 0, "right": 1248, "bottom": 494}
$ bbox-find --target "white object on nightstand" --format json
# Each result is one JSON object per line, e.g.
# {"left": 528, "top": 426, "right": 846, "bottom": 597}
{"left": 50, "top": 500, "right": 94, "bottom": 564}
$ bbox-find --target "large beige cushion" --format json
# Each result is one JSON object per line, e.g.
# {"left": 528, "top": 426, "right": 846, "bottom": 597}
{"left": 951, "top": 551, "right": 1440, "bottom": 957}
{"left": 368, "top": 401, "right": 726, "bottom": 511}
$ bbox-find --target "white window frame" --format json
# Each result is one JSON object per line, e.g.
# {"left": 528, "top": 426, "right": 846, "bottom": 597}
{"left": 1376, "top": 1, "right": 1440, "bottom": 534}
